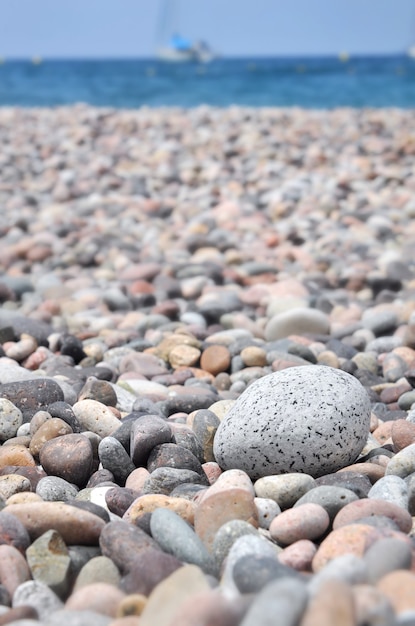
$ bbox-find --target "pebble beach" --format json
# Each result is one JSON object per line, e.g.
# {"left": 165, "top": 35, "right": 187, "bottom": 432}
{"left": 0, "top": 104, "right": 415, "bottom": 624}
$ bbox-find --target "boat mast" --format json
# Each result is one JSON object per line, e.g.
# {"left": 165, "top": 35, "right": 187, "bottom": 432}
{"left": 156, "top": 0, "right": 180, "bottom": 46}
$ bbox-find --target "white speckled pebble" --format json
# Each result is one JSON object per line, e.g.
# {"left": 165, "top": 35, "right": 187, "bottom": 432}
{"left": 254, "top": 497, "right": 281, "bottom": 529}
{"left": 214, "top": 365, "right": 371, "bottom": 479}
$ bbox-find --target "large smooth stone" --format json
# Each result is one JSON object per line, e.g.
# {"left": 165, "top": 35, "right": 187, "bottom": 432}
{"left": 213, "top": 365, "right": 371, "bottom": 479}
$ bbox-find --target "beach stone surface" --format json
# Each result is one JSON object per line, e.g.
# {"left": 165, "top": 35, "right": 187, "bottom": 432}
{"left": 1, "top": 105, "right": 415, "bottom": 622}
{"left": 214, "top": 365, "right": 371, "bottom": 479}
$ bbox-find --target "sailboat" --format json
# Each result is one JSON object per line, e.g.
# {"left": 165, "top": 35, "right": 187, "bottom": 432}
{"left": 155, "top": 0, "right": 215, "bottom": 63}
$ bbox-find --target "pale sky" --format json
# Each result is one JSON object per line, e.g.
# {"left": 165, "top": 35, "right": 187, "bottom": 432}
{"left": 0, "top": 0, "right": 414, "bottom": 58}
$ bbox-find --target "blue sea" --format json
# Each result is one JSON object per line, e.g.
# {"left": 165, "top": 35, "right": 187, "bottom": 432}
{"left": 1, "top": 55, "right": 415, "bottom": 109}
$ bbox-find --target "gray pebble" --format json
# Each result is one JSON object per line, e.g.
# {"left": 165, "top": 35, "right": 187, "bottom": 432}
{"left": 150, "top": 507, "right": 215, "bottom": 575}
{"left": 309, "top": 554, "right": 368, "bottom": 594}
{"left": 36, "top": 476, "right": 79, "bottom": 502}
{"left": 363, "top": 537, "right": 412, "bottom": 583}
{"left": 368, "top": 475, "right": 409, "bottom": 509}
{"left": 362, "top": 310, "right": 399, "bottom": 336}
{"left": 142, "top": 467, "right": 207, "bottom": 495}
{"left": 130, "top": 415, "right": 172, "bottom": 467}
{"left": 212, "top": 520, "right": 260, "bottom": 574}
{"left": 365, "top": 336, "right": 403, "bottom": 353}
{"left": 314, "top": 470, "right": 372, "bottom": 498}
{"left": 293, "top": 485, "right": 359, "bottom": 520}
{"left": 98, "top": 436, "right": 135, "bottom": 485}
{"left": 221, "top": 535, "right": 280, "bottom": 598}
{"left": 240, "top": 576, "right": 308, "bottom": 626}
{"left": 12, "top": 580, "right": 63, "bottom": 620}
{"left": 233, "top": 554, "right": 301, "bottom": 594}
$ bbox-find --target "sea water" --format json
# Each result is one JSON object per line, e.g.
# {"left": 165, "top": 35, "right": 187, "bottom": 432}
{"left": 0, "top": 55, "right": 414, "bottom": 108}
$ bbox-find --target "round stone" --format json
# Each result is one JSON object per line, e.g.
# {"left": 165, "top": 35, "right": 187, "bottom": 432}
{"left": 200, "top": 345, "right": 231, "bottom": 376}
{"left": 213, "top": 365, "right": 371, "bottom": 479}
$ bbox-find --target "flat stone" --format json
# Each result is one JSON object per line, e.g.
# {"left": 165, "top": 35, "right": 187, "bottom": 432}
{"left": 312, "top": 524, "right": 382, "bottom": 572}
{"left": 214, "top": 366, "right": 371, "bottom": 479}
{"left": 0, "top": 379, "right": 64, "bottom": 419}
{"left": 265, "top": 308, "right": 330, "bottom": 341}
{"left": 5, "top": 502, "right": 105, "bottom": 544}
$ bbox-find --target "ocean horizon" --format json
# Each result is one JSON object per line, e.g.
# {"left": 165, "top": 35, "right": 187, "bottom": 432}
{"left": 0, "top": 54, "right": 414, "bottom": 109}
